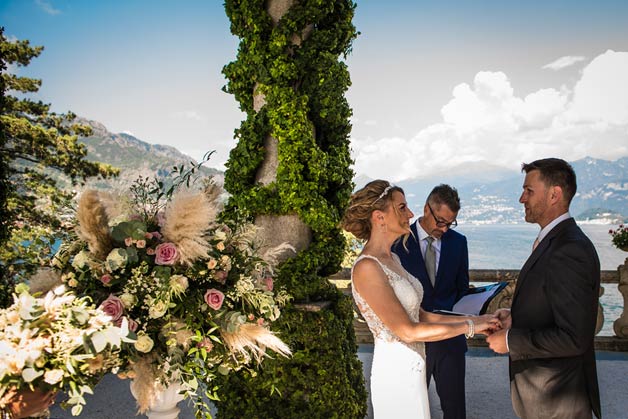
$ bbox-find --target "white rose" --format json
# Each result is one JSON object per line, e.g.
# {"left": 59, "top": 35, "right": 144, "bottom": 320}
{"left": 134, "top": 332, "right": 154, "bottom": 353}
{"left": 214, "top": 230, "right": 227, "bottom": 241}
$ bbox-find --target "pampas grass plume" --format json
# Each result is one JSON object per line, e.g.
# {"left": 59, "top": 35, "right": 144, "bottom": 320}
{"left": 77, "top": 190, "right": 112, "bottom": 260}
{"left": 161, "top": 192, "right": 218, "bottom": 266}
{"left": 221, "top": 323, "right": 291, "bottom": 364}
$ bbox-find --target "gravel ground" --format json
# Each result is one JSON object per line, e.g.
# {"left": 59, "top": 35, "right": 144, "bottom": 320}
{"left": 48, "top": 346, "right": 628, "bottom": 419}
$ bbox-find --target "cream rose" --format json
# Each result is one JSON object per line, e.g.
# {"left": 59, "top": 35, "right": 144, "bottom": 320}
{"left": 148, "top": 300, "right": 168, "bottom": 319}
{"left": 134, "top": 332, "right": 154, "bottom": 353}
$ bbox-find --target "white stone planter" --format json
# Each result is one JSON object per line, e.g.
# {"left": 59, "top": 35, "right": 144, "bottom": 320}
{"left": 130, "top": 380, "right": 185, "bottom": 419}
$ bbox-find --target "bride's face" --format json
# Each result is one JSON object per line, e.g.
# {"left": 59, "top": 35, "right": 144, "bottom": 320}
{"left": 384, "top": 191, "right": 414, "bottom": 234}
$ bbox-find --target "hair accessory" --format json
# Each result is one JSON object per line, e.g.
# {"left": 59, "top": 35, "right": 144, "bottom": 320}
{"left": 371, "top": 185, "right": 393, "bottom": 206}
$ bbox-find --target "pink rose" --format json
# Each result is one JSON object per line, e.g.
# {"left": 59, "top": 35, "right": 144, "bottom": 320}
{"left": 100, "top": 274, "right": 112, "bottom": 285}
{"left": 124, "top": 237, "right": 134, "bottom": 247}
{"left": 136, "top": 239, "right": 146, "bottom": 249}
{"left": 100, "top": 294, "right": 124, "bottom": 321}
{"left": 204, "top": 289, "right": 225, "bottom": 310}
{"left": 146, "top": 248, "right": 156, "bottom": 255}
{"left": 213, "top": 270, "right": 228, "bottom": 284}
{"left": 154, "top": 243, "right": 178, "bottom": 265}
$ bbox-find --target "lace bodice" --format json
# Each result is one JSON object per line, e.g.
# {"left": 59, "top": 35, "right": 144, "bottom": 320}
{"left": 351, "top": 254, "right": 425, "bottom": 358}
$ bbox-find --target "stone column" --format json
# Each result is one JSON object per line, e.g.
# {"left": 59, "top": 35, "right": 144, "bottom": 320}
{"left": 613, "top": 257, "right": 628, "bottom": 338}
{"left": 252, "top": 0, "right": 313, "bottom": 259}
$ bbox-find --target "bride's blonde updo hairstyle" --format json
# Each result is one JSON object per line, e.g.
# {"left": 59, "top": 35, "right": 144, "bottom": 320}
{"left": 342, "top": 180, "right": 405, "bottom": 241}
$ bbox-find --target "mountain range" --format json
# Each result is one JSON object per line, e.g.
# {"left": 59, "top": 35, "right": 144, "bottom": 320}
{"left": 75, "top": 118, "right": 221, "bottom": 191}
{"left": 76, "top": 118, "right": 627, "bottom": 223}
{"left": 371, "top": 157, "right": 628, "bottom": 224}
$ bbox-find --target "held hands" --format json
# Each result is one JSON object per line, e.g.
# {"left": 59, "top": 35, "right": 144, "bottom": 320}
{"left": 469, "top": 313, "right": 502, "bottom": 336}
{"left": 485, "top": 308, "right": 511, "bottom": 354}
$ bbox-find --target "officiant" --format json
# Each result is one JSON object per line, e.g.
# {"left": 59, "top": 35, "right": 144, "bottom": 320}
{"left": 393, "top": 184, "right": 470, "bottom": 419}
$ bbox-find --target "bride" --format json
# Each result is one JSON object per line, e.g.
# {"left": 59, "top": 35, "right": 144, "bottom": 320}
{"left": 342, "top": 180, "right": 499, "bottom": 418}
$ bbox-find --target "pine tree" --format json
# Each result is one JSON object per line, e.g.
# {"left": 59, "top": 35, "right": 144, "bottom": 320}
{"left": 0, "top": 27, "right": 118, "bottom": 305}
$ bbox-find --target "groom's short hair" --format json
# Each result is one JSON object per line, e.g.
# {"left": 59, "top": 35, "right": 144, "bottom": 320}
{"left": 427, "top": 184, "right": 460, "bottom": 213}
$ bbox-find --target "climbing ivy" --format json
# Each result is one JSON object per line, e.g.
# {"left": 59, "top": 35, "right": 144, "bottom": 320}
{"left": 216, "top": 1, "right": 366, "bottom": 417}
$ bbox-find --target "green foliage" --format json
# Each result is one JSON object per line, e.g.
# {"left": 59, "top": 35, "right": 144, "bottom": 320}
{"left": 217, "top": 2, "right": 366, "bottom": 418}
{"left": 0, "top": 28, "right": 118, "bottom": 306}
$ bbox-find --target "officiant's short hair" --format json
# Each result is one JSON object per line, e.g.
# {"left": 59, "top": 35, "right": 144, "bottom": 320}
{"left": 427, "top": 184, "right": 460, "bottom": 212}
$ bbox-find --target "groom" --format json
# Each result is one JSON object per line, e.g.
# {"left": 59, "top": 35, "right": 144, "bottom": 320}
{"left": 393, "top": 184, "right": 469, "bottom": 419}
{"left": 486, "top": 158, "right": 601, "bottom": 419}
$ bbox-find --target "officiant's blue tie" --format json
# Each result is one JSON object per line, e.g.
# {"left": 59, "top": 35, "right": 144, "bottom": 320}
{"left": 425, "top": 236, "right": 436, "bottom": 286}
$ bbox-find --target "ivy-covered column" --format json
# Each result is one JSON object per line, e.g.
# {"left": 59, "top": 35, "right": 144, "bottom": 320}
{"left": 216, "top": 1, "right": 367, "bottom": 417}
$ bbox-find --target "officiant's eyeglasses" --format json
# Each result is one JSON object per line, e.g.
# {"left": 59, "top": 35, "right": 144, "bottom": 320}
{"left": 427, "top": 203, "right": 458, "bottom": 229}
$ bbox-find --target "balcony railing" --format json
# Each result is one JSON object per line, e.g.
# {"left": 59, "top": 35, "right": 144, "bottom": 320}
{"left": 330, "top": 262, "right": 628, "bottom": 352}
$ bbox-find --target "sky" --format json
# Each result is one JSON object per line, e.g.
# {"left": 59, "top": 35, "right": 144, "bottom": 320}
{"left": 2, "top": 0, "right": 628, "bottom": 181}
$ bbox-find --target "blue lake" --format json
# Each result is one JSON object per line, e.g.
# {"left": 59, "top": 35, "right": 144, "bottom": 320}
{"left": 456, "top": 222, "right": 627, "bottom": 336}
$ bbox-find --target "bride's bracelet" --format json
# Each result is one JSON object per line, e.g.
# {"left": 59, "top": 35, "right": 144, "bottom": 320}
{"left": 464, "top": 319, "right": 475, "bottom": 339}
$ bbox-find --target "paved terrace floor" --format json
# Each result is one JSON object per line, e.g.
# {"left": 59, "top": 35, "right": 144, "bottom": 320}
{"left": 48, "top": 346, "right": 628, "bottom": 419}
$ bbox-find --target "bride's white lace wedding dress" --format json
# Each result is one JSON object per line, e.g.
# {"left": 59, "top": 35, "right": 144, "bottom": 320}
{"left": 352, "top": 254, "right": 430, "bottom": 419}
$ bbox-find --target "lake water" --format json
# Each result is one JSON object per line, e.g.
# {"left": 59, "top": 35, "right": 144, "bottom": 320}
{"left": 456, "top": 223, "right": 627, "bottom": 336}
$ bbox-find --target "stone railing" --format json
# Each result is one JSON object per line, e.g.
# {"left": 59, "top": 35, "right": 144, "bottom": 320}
{"left": 331, "top": 258, "right": 628, "bottom": 351}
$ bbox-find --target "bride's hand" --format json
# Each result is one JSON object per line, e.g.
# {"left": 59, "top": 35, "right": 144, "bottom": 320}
{"left": 471, "top": 314, "right": 502, "bottom": 335}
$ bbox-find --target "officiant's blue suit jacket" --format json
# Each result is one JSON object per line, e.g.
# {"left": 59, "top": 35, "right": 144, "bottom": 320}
{"left": 392, "top": 220, "right": 470, "bottom": 354}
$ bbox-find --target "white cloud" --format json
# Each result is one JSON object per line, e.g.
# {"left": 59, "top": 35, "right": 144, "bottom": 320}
{"left": 35, "top": 0, "right": 61, "bottom": 15}
{"left": 351, "top": 50, "right": 628, "bottom": 182}
{"left": 171, "top": 110, "right": 207, "bottom": 122}
{"left": 542, "top": 55, "right": 587, "bottom": 71}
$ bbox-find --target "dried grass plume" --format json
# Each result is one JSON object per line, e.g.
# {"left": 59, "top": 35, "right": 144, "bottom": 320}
{"left": 161, "top": 192, "right": 219, "bottom": 266}
{"left": 77, "top": 190, "right": 113, "bottom": 260}
{"left": 221, "top": 323, "right": 291, "bottom": 364}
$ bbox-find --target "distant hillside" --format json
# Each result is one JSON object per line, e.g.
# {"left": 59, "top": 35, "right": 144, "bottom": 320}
{"left": 392, "top": 156, "right": 628, "bottom": 224}
{"left": 75, "top": 118, "right": 222, "bottom": 190}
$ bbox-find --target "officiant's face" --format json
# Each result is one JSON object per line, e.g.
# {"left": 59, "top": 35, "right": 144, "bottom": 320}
{"left": 423, "top": 202, "right": 457, "bottom": 239}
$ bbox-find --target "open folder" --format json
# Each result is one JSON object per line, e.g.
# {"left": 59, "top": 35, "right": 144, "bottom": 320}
{"left": 434, "top": 282, "right": 508, "bottom": 316}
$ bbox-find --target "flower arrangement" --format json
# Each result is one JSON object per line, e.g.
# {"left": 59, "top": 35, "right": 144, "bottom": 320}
{"left": 46, "top": 174, "right": 292, "bottom": 415}
{"left": 0, "top": 284, "right": 130, "bottom": 416}
{"left": 609, "top": 224, "right": 628, "bottom": 251}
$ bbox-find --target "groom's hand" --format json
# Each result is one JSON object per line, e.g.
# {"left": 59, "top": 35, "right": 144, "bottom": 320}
{"left": 486, "top": 328, "right": 509, "bottom": 354}
{"left": 493, "top": 308, "right": 512, "bottom": 329}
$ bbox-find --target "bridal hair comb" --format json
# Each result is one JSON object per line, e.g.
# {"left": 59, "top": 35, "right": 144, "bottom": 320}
{"left": 371, "top": 185, "right": 393, "bottom": 206}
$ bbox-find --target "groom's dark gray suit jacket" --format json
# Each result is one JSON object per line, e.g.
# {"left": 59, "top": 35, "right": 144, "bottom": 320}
{"left": 509, "top": 217, "right": 601, "bottom": 419}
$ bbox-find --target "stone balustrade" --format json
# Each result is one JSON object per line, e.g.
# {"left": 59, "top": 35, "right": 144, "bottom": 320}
{"left": 331, "top": 257, "right": 628, "bottom": 351}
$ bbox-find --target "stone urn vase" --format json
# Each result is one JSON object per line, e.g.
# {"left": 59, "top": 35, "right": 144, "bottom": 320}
{"left": 130, "top": 380, "right": 185, "bottom": 419}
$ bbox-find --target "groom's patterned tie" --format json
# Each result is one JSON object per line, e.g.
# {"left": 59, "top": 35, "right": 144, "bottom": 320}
{"left": 425, "top": 236, "right": 436, "bottom": 286}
